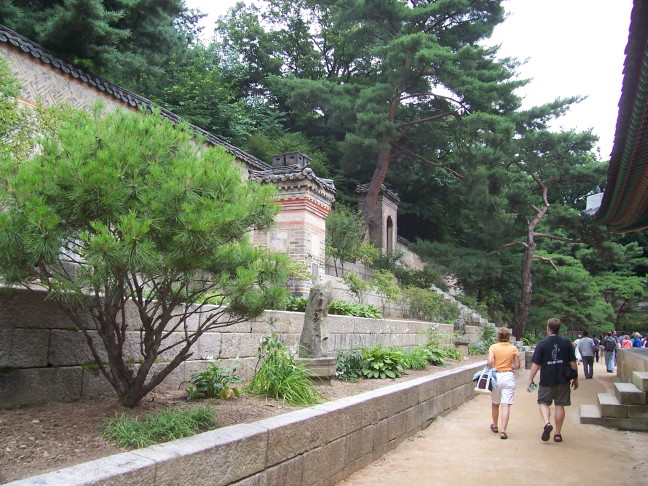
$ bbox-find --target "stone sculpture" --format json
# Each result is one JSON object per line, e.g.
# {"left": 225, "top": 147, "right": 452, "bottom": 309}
{"left": 299, "top": 280, "right": 333, "bottom": 358}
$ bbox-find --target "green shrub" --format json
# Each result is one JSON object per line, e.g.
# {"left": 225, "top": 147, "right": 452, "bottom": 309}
{"left": 102, "top": 405, "right": 215, "bottom": 448}
{"left": 401, "top": 347, "right": 430, "bottom": 370}
{"left": 393, "top": 266, "right": 443, "bottom": 289}
{"left": 285, "top": 296, "right": 308, "bottom": 312}
{"left": 469, "top": 342, "right": 490, "bottom": 355}
{"left": 468, "top": 323, "right": 497, "bottom": 355}
{"left": 186, "top": 363, "right": 241, "bottom": 400}
{"left": 247, "top": 334, "right": 321, "bottom": 406}
{"left": 335, "top": 349, "right": 364, "bottom": 382}
{"left": 400, "top": 287, "right": 460, "bottom": 323}
{"left": 419, "top": 324, "right": 458, "bottom": 348}
{"left": 373, "top": 250, "right": 405, "bottom": 273}
{"left": 421, "top": 344, "right": 446, "bottom": 366}
{"left": 284, "top": 297, "right": 381, "bottom": 319}
{"left": 361, "top": 345, "right": 404, "bottom": 379}
{"left": 342, "top": 272, "right": 370, "bottom": 303}
{"left": 372, "top": 269, "right": 401, "bottom": 312}
{"left": 440, "top": 346, "right": 463, "bottom": 361}
{"left": 328, "top": 300, "right": 382, "bottom": 318}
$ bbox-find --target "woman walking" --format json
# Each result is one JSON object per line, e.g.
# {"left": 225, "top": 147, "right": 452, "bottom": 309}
{"left": 488, "top": 327, "right": 520, "bottom": 440}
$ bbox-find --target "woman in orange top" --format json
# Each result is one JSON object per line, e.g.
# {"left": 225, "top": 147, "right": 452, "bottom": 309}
{"left": 487, "top": 327, "right": 520, "bottom": 440}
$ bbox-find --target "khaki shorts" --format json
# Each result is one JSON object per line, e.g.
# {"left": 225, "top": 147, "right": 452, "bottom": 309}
{"left": 537, "top": 382, "right": 571, "bottom": 406}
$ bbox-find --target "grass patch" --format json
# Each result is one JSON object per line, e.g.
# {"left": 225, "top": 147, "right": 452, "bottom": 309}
{"left": 248, "top": 334, "right": 321, "bottom": 406}
{"left": 102, "top": 405, "right": 216, "bottom": 448}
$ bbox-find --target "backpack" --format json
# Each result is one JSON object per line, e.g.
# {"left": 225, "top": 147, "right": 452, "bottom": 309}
{"left": 604, "top": 337, "right": 616, "bottom": 351}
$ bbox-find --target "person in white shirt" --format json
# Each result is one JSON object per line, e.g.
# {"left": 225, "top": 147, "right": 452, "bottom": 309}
{"left": 577, "top": 331, "right": 596, "bottom": 379}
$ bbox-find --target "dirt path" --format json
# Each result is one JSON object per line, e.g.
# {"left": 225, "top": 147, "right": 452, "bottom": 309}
{"left": 338, "top": 360, "right": 648, "bottom": 486}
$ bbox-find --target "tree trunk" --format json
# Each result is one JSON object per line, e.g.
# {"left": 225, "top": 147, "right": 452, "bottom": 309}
{"left": 361, "top": 94, "right": 401, "bottom": 226}
{"left": 362, "top": 146, "right": 392, "bottom": 227}
{"left": 512, "top": 174, "right": 549, "bottom": 340}
{"left": 513, "top": 243, "right": 535, "bottom": 340}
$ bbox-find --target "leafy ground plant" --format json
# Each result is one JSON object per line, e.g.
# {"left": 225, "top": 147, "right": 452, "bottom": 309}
{"left": 248, "top": 334, "right": 321, "bottom": 406}
{"left": 401, "top": 347, "right": 430, "bottom": 370}
{"left": 328, "top": 300, "right": 382, "bottom": 318}
{"left": 335, "top": 349, "right": 364, "bottom": 381}
{"left": 361, "top": 345, "right": 404, "bottom": 379}
{"left": 186, "top": 363, "right": 241, "bottom": 400}
{"left": 102, "top": 405, "right": 215, "bottom": 448}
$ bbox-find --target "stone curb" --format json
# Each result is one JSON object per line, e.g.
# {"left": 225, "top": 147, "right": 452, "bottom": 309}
{"left": 6, "top": 361, "right": 485, "bottom": 486}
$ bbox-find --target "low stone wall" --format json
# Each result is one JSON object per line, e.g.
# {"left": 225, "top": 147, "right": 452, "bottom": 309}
{"left": 0, "top": 288, "right": 481, "bottom": 408}
{"left": 6, "top": 361, "right": 484, "bottom": 486}
{"left": 617, "top": 348, "right": 648, "bottom": 382}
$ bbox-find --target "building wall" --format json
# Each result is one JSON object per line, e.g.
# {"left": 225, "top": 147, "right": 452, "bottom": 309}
{"left": 0, "top": 45, "right": 125, "bottom": 112}
{"left": 357, "top": 190, "right": 399, "bottom": 253}
{"left": 1, "top": 44, "right": 334, "bottom": 297}
{"left": 254, "top": 181, "right": 333, "bottom": 294}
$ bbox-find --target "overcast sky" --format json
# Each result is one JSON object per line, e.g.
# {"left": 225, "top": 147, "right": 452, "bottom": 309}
{"left": 185, "top": 0, "right": 634, "bottom": 159}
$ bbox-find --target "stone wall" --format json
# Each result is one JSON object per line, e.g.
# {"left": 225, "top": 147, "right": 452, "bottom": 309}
{"left": 5, "top": 361, "right": 484, "bottom": 486}
{"left": 617, "top": 348, "right": 648, "bottom": 383}
{"left": 0, "top": 288, "right": 481, "bottom": 408}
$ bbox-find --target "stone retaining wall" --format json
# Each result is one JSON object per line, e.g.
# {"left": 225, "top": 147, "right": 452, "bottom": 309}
{"left": 5, "top": 361, "right": 484, "bottom": 486}
{"left": 0, "top": 288, "right": 481, "bottom": 408}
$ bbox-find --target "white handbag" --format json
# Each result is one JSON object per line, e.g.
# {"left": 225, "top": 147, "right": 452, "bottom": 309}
{"left": 474, "top": 368, "right": 494, "bottom": 394}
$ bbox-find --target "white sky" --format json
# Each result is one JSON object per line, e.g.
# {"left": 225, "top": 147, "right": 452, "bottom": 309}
{"left": 185, "top": 0, "right": 634, "bottom": 159}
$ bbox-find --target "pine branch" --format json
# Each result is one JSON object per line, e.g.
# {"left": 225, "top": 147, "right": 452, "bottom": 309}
{"left": 396, "top": 110, "right": 459, "bottom": 129}
{"left": 391, "top": 142, "right": 463, "bottom": 179}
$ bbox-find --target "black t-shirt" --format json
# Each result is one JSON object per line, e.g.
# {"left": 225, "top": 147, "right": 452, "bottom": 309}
{"left": 531, "top": 334, "right": 576, "bottom": 386}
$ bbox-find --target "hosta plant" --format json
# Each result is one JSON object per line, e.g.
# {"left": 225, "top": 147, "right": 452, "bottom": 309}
{"left": 361, "top": 345, "right": 404, "bottom": 379}
{"left": 186, "top": 363, "right": 241, "bottom": 400}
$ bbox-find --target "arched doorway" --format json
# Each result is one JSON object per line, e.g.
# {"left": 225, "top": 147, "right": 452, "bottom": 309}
{"left": 386, "top": 216, "right": 394, "bottom": 253}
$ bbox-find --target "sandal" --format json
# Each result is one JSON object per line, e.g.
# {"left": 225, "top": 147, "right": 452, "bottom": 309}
{"left": 554, "top": 433, "right": 563, "bottom": 442}
{"left": 490, "top": 424, "right": 498, "bottom": 433}
{"left": 541, "top": 423, "right": 553, "bottom": 442}
{"left": 500, "top": 432, "right": 508, "bottom": 440}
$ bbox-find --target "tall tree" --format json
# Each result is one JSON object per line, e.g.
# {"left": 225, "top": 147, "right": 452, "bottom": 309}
{"left": 494, "top": 128, "right": 604, "bottom": 338}
{"left": 595, "top": 274, "right": 648, "bottom": 330}
{"left": 0, "top": 104, "right": 289, "bottom": 407}
{"left": 0, "top": 0, "right": 201, "bottom": 98}
{"left": 217, "top": 0, "right": 521, "bottom": 226}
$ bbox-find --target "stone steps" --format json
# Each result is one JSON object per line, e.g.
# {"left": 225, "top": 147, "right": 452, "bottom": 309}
{"left": 580, "top": 370, "right": 648, "bottom": 431}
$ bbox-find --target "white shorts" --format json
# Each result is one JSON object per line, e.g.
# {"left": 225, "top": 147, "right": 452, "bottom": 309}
{"left": 491, "top": 371, "right": 515, "bottom": 405}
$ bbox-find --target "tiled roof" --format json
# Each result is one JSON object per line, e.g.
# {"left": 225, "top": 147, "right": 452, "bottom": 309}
{"left": 0, "top": 23, "right": 337, "bottom": 193}
{"left": 593, "top": 0, "right": 648, "bottom": 233}
{"left": 250, "top": 164, "right": 336, "bottom": 194}
{"left": 355, "top": 183, "right": 400, "bottom": 203}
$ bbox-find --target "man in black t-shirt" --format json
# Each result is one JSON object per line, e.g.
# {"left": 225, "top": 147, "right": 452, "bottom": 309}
{"left": 526, "top": 318, "right": 578, "bottom": 443}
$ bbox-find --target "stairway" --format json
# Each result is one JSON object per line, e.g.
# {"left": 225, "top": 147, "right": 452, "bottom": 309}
{"left": 430, "top": 286, "right": 493, "bottom": 327}
{"left": 580, "top": 371, "right": 648, "bottom": 431}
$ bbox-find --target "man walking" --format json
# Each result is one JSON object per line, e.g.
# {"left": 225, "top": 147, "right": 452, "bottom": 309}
{"left": 603, "top": 331, "right": 617, "bottom": 373}
{"left": 527, "top": 318, "right": 578, "bottom": 443}
{"left": 578, "top": 331, "right": 596, "bottom": 379}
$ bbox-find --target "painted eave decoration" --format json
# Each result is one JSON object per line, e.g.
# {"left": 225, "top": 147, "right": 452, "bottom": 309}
{"left": 592, "top": 0, "right": 648, "bottom": 233}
